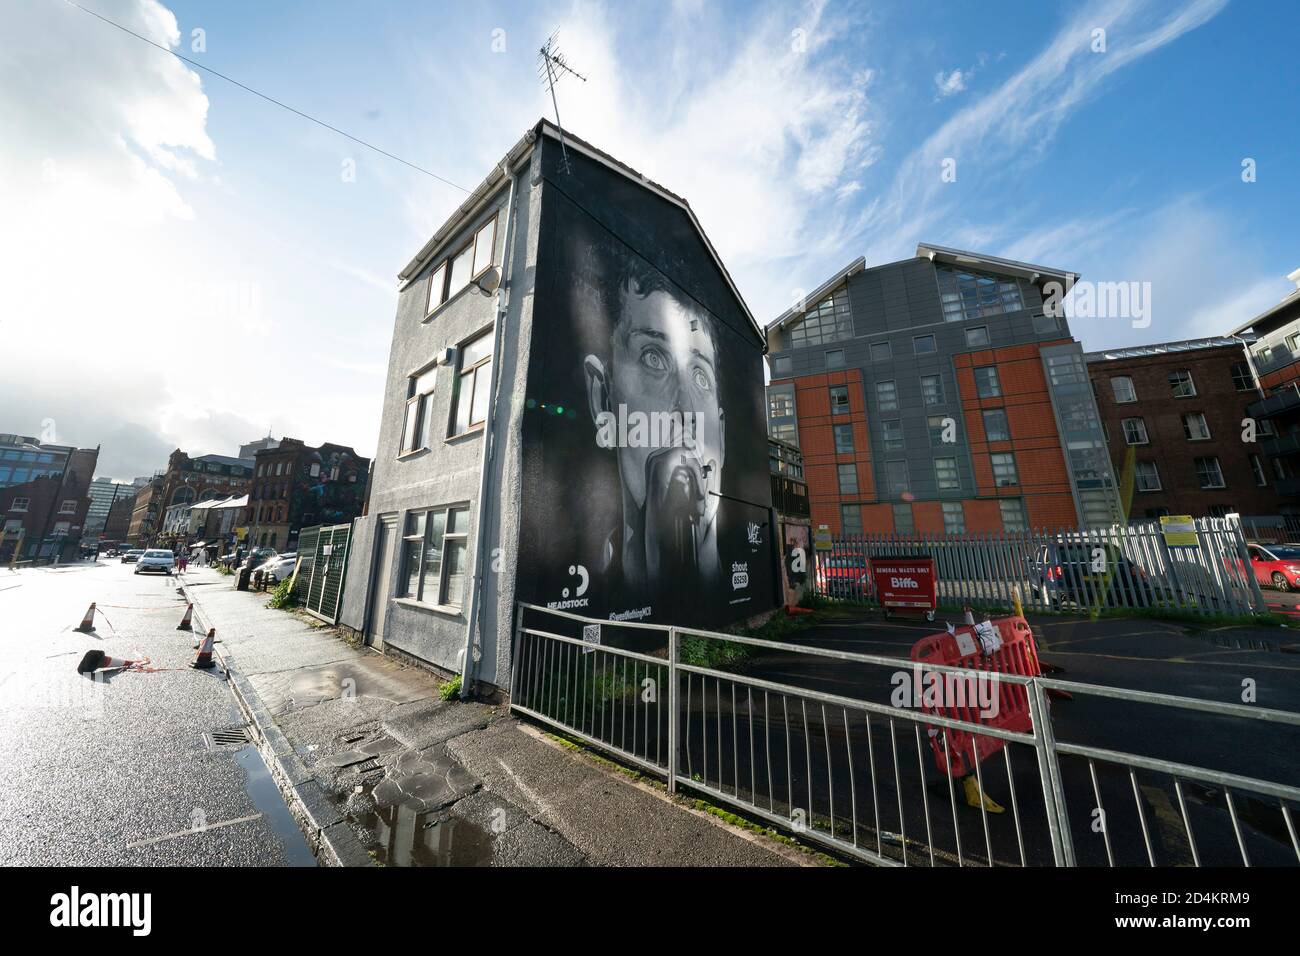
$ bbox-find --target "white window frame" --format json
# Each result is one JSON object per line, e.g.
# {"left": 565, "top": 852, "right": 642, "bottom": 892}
{"left": 1111, "top": 376, "right": 1137, "bottom": 404}
{"left": 1121, "top": 417, "right": 1149, "bottom": 445}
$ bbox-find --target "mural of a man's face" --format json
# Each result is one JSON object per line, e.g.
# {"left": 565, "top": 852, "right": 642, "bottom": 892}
{"left": 584, "top": 285, "right": 726, "bottom": 553}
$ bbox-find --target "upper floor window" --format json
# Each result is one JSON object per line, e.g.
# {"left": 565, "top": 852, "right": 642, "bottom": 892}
{"left": 982, "top": 408, "right": 1011, "bottom": 442}
{"left": 771, "top": 355, "right": 792, "bottom": 377}
{"left": 1182, "top": 412, "right": 1211, "bottom": 441}
{"left": 1110, "top": 376, "right": 1137, "bottom": 403}
{"left": 936, "top": 266, "right": 1024, "bottom": 322}
{"left": 829, "top": 385, "right": 851, "bottom": 416}
{"left": 1231, "top": 361, "right": 1255, "bottom": 392}
{"left": 1121, "top": 417, "right": 1149, "bottom": 445}
{"left": 9, "top": 497, "right": 29, "bottom": 512}
{"left": 788, "top": 286, "right": 852, "bottom": 348}
{"left": 913, "top": 334, "right": 937, "bottom": 355}
{"left": 450, "top": 329, "right": 494, "bottom": 436}
{"left": 833, "top": 424, "right": 855, "bottom": 454}
{"left": 920, "top": 374, "right": 945, "bottom": 406}
{"left": 942, "top": 501, "right": 966, "bottom": 534}
{"left": 768, "top": 392, "right": 795, "bottom": 419}
{"left": 974, "top": 366, "right": 1001, "bottom": 399}
{"left": 401, "top": 363, "right": 438, "bottom": 453}
{"left": 870, "top": 341, "right": 892, "bottom": 362}
{"left": 59, "top": 499, "right": 77, "bottom": 514}
{"left": 876, "top": 380, "right": 899, "bottom": 412}
{"left": 1169, "top": 369, "right": 1197, "bottom": 398}
{"left": 991, "top": 452, "right": 1019, "bottom": 487}
{"left": 825, "top": 349, "right": 845, "bottom": 370}
{"left": 426, "top": 214, "right": 499, "bottom": 316}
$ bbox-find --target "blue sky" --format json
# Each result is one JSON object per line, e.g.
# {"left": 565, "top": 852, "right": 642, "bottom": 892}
{"left": 3, "top": 0, "right": 1296, "bottom": 478}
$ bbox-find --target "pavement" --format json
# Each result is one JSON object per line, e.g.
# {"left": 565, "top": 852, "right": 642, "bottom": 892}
{"left": 178, "top": 565, "right": 810, "bottom": 867}
{"left": 0, "top": 560, "right": 315, "bottom": 866}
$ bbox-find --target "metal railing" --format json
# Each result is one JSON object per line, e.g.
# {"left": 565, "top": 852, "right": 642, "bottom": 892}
{"left": 510, "top": 602, "right": 1300, "bottom": 867}
{"left": 812, "top": 519, "right": 1267, "bottom": 618}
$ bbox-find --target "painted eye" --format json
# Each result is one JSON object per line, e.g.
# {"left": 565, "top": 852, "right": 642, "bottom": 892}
{"left": 641, "top": 349, "right": 668, "bottom": 372}
{"left": 693, "top": 367, "right": 712, "bottom": 390}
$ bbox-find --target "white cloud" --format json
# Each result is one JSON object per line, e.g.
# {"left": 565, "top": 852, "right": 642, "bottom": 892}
{"left": 860, "top": 0, "right": 1228, "bottom": 267}
{"left": 934, "top": 69, "right": 967, "bottom": 98}
{"left": 0, "top": 1, "right": 387, "bottom": 476}
{"left": 402, "top": 0, "right": 881, "bottom": 322}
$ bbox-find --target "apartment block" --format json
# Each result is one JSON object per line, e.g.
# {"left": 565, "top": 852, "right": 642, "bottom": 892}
{"left": 765, "top": 245, "right": 1121, "bottom": 535}
{"left": 1086, "top": 336, "right": 1286, "bottom": 522}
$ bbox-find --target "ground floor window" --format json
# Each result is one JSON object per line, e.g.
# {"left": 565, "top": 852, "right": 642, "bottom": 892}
{"left": 401, "top": 504, "right": 470, "bottom": 607}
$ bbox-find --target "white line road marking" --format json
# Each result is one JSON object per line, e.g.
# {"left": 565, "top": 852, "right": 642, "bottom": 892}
{"left": 125, "top": 812, "right": 263, "bottom": 849}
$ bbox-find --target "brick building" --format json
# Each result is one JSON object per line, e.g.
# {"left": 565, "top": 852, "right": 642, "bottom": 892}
{"left": 128, "top": 449, "right": 254, "bottom": 546}
{"left": 1085, "top": 336, "right": 1285, "bottom": 522}
{"left": 0, "top": 444, "right": 98, "bottom": 562}
{"left": 246, "top": 439, "right": 369, "bottom": 551}
{"left": 765, "top": 245, "right": 1121, "bottom": 536}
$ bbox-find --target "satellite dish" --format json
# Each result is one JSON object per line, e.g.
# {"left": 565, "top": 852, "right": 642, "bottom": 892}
{"left": 475, "top": 266, "right": 501, "bottom": 296}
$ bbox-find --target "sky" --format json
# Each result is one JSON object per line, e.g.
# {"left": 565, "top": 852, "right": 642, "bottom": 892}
{"left": 2, "top": 0, "right": 1297, "bottom": 481}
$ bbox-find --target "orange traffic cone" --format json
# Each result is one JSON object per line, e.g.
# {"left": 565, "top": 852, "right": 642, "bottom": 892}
{"left": 191, "top": 628, "right": 216, "bottom": 669}
{"left": 75, "top": 603, "right": 97, "bottom": 633}
{"left": 76, "top": 649, "right": 135, "bottom": 673}
{"left": 177, "top": 603, "right": 194, "bottom": 631}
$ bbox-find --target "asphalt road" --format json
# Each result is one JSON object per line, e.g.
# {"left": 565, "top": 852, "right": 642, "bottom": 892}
{"left": 0, "top": 560, "right": 315, "bottom": 866}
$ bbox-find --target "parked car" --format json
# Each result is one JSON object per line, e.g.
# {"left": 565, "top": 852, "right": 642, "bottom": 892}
{"left": 1237, "top": 544, "right": 1300, "bottom": 592}
{"left": 254, "top": 554, "right": 298, "bottom": 585}
{"left": 815, "top": 553, "right": 873, "bottom": 600}
{"left": 133, "top": 549, "right": 176, "bottom": 575}
{"left": 1029, "top": 540, "right": 1157, "bottom": 609}
{"left": 121, "top": 549, "right": 145, "bottom": 564}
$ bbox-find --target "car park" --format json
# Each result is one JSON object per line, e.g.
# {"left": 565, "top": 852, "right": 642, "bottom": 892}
{"left": 1029, "top": 540, "right": 1158, "bottom": 609}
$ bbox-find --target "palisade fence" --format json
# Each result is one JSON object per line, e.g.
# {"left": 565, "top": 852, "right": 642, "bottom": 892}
{"left": 812, "top": 518, "right": 1268, "bottom": 618}
{"left": 510, "top": 602, "right": 1300, "bottom": 867}
{"left": 291, "top": 522, "right": 351, "bottom": 623}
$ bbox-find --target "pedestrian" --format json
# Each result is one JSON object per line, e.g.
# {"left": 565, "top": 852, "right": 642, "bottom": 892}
{"left": 179, "top": 552, "right": 189, "bottom": 573}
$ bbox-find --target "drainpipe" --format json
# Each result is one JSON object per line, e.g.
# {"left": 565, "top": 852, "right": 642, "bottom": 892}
{"left": 460, "top": 158, "right": 521, "bottom": 699}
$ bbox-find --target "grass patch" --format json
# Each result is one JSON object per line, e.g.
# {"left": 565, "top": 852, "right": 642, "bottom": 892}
{"left": 440, "top": 674, "right": 463, "bottom": 701}
{"left": 678, "top": 607, "right": 821, "bottom": 669}
{"left": 265, "top": 577, "right": 297, "bottom": 610}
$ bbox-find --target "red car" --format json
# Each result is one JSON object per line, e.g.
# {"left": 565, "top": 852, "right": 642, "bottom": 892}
{"left": 1240, "top": 544, "right": 1300, "bottom": 592}
{"left": 815, "top": 553, "right": 874, "bottom": 600}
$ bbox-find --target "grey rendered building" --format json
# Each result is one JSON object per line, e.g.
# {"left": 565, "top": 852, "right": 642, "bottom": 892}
{"left": 341, "top": 120, "right": 776, "bottom": 697}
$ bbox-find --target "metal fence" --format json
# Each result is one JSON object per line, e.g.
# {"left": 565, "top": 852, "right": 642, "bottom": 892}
{"left": 812, "top": 519, "right": 1268, "bottom": 618}
{"left": 1241, "top": 516, "right": 1300, "bottom": 546}
{"left": 510, "top": 602, "right": 1300, "bottom": 867}
{"left": 292, "top": 522, "right": 351, "bottom": 623}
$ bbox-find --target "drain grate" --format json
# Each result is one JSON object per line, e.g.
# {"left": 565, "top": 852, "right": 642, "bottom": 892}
{"left": 208, "top": 726, "right": 251, "bottom": 748}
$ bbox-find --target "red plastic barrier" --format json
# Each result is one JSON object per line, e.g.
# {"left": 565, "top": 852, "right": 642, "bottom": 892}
{"left": 908, "top": 616, "right": 1042, "bottom": 778}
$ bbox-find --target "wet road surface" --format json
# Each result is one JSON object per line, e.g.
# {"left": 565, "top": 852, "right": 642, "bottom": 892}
{"left": 0, "top": 561, "right": 315, "bottom": 865}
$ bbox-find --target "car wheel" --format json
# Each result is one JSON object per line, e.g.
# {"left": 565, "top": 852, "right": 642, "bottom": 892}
{"left": 133, "top": 568, "right": 140, "bottom": 574}
{"left": 1273, "top": 572, "right": 1291, "bottom": 592}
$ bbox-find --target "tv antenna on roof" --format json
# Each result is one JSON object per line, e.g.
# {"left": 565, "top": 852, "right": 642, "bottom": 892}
{"left": 538, "top": 30, "right": 587, "bottom": 174}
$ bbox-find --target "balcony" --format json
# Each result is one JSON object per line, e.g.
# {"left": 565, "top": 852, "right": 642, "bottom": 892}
{"left": 771, "top": 475, "right": 810, "bottom": 519}
{"left": 1274, "top": 476, "right": 1300, "bottom": 498}
{"left": 1260, "top": 430, "right": 1300, "bottom": 458}
{"left": 1246, "top": 382, "right": 1300, "bottom": 420}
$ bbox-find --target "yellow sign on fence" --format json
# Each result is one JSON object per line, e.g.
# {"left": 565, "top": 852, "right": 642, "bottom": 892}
{"left": 1160, "top": 515, "right": 1198, "bottom": 547}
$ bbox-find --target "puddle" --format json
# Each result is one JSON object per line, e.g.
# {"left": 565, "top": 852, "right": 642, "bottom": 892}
{"left": 340, "top": 745, "right": 489, "bottom": 866}
{"left": 235, "top": 745, "right": 318, "bottom": 867}
{"left": 368, "top": 803, "right": 496, "bottom": 867}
